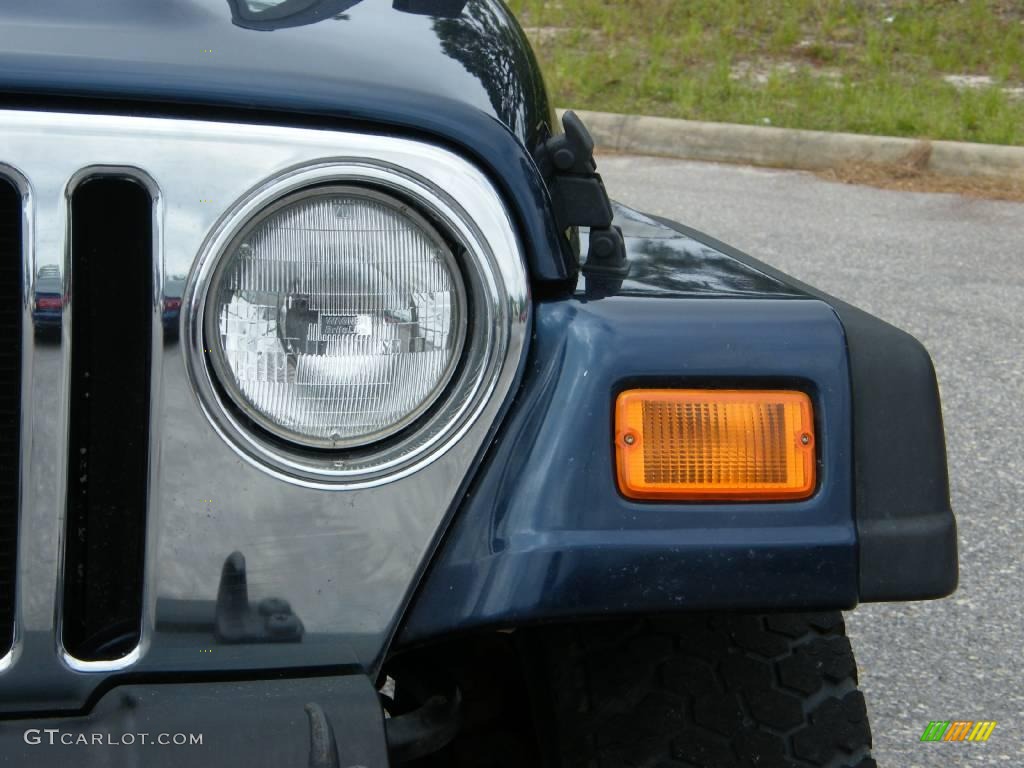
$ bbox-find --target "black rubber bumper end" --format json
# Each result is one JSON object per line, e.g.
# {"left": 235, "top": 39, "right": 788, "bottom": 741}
{"left": 858, "top": 513, "right": 959, "bottom": 602}
{"left": 840, "top": 310, "right": 959, "bottom": 604}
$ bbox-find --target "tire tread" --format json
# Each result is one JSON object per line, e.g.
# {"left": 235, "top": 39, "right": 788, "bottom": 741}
{"left": 535, "top": 613, "right": 876, "bottom": 768}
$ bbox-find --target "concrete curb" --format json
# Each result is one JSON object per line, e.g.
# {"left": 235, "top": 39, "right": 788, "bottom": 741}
{"left": 560, "top": 109, "right": 1024, "bottom": 182}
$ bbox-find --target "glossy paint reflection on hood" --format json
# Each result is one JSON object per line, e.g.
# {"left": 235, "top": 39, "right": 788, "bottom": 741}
{"left": 227, "top": 1, "right": 468, "bottom": 30}
{"left": 0, "top": 0, "right": 552, "bottom": 148}
{"left": 578, "top": 203, "right": 805, "bottom": 299}
{"left": 0, "top": 0, "right": 572, "bottom": 282}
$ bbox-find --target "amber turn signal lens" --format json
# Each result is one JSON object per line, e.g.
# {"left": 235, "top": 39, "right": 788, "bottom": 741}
{"left": 615, "top": 389, "right": 816, "bottom": 501}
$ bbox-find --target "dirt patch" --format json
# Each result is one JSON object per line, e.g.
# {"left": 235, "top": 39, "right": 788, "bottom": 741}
{"left": 817, "top": 144, "right": 1024, "bottom": 201}
{"left": 521, "top": 26, "right": 568, "bottom": 45}
{"left": 522, "top": 26, "right": 602, "bottom": 46}
{"left": 730, "top": 59, "right": 843, "bottom": 85}
{"left": 944, "top": 73, "right": 1024, "bottom": 100}
{"left": 597, "top": 145, "right": 1024, "bottom": 202}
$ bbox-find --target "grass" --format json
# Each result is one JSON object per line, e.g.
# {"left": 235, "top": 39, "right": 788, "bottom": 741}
{"left": 508, "top": 0, "right": 1024, "bottom": 146}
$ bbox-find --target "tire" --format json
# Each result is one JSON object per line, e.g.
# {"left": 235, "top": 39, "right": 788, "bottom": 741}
{"left": 529, "top": 613, "right": 876, "bottom": 768}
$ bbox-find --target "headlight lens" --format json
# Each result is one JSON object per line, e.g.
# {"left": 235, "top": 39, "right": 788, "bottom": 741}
{"left": 205, "top": 186, "right": 466, "bottom": 449}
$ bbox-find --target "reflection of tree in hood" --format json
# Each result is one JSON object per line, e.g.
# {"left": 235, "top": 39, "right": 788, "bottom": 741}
{"left": 432, "top": 0, "right": 549, "bottom": 142}
{"left": 624, "top": 237, "right": 794, "bottom": 296}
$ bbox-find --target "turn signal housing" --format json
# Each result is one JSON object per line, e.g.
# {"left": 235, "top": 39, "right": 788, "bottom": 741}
{"left": 615, "top": 389, "right": 816, "bottom": 501}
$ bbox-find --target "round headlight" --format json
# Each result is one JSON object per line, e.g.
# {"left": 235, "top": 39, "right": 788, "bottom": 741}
{"left": 204, "top": 186, "right": 467, "bottom": 449}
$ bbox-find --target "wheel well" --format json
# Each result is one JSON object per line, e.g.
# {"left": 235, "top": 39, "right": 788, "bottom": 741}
{"left": 382, "top": 629, "right": 550, "bottom": 767}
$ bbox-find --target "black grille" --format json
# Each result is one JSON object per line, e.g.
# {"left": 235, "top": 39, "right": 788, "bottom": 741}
{"left": 62, "top": 178, "right": 152, "bottom": 661}
{"left": 0, "top": 178, "right": 21, "bottom": 655}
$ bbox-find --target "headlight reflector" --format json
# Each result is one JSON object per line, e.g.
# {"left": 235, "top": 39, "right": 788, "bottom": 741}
{"left": 205, "top": 186, "right": 466, "bottom": 449}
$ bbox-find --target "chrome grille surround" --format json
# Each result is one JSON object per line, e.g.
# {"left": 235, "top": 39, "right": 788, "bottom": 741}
{"left": 0, "top": 163, "right": 30, "bottom": 675}
{"left": 0, "top": 109, "right": 529, "bottom": 697}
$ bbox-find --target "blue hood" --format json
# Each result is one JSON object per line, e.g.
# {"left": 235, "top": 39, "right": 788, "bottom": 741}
{"left": 0, "top": 0, "right": 572, "bottom": 283}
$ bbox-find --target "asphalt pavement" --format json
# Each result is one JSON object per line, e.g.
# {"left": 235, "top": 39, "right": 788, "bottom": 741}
{"left": 599, "top": 155, "right": 1024, "bottom": 768}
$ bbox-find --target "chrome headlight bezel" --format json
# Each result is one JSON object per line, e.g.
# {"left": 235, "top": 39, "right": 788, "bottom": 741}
{"left": 184, "top": 160, "right": 518, "bottom": 488}
{"left": 202, "top": 183, "right": 469, "bottom": 451}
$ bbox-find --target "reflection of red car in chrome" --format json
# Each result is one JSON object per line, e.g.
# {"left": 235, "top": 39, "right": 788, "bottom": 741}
{"left": 162, "top": 275, "right": 185, "bottom": 335}
{"left": 162, "top": 296, "right": 181, "bottom": 316}
{"left": 32, "top": 265, "right": 63, "bottom": 327}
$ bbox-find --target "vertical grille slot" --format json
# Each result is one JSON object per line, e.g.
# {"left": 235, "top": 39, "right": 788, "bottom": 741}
{"left": 63, "top": 177, "right": 153, "bottom": 661}
{"left": 0, "top": 178, "right": 21, "bottom": 656}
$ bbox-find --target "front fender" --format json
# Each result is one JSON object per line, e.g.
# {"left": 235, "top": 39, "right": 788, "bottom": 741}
{"left": 400, "top": 295, "right": 857, "bottom": 646}
{"left": 397, "top": 205, "right": 957, "bottom": 647}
